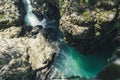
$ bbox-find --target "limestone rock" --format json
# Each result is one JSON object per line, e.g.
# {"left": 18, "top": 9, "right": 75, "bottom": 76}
{"left": 0, "top": 0, "right": 20, "bottom": 27}
{"left": 58, "top": 0, "right": 120, "bottom": 53}
{"left": 0, "top": 26, "right": 22, "bottom": 38}
{"left": 0, "top": 33, "right": 58, "bottom": 80}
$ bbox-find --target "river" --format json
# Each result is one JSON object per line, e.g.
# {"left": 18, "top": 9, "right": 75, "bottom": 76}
{"left": 23, "top": 0, "right": 113, "bottom": 79}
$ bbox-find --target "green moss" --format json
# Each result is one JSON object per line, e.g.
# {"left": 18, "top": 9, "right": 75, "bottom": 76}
{"left": 96, "top": 11, "right": 106, "bottom": 24}
{"left": 94, "top": 10, "right": 107, "bottom": 38}
{"left": 0, "top": 14, "right": 4, "bottom": 19}
{"left": 95, "top": 31, "right": 100, "bottom": 37}
{"left": 85, "top": 0, "right": 89, "bottom": 4}
{"left": 94, "top": 10, "right": 106, "bottom": 34}
{"left": 60, "top": 8, "right": 65, "bottom": 15}
{"left": 85, "top": 0, "right": 89, "bottom": 7}
{"left": 59, "top": 0, "right": 65, "bottom": 15}
{"left": 59, "top": 0, "right": 64, "bottom": 4}
{"left": 58, "top": 0, "right": 72, "bottom": 15}
{"left": 82, "top": 10, "right": 92, "bottom": 23}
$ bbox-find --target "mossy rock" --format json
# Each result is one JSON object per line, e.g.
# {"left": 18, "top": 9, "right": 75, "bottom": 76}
{"left": 0, "top": 0, "right": 20, "bottom": 29}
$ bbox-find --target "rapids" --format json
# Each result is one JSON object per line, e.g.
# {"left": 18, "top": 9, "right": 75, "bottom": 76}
{"left": 22, "top": 0, "right": 113, "bottom": 79}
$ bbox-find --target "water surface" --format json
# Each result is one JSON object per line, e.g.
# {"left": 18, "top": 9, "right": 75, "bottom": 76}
{"left": 51, "top": 44, "right": 113, "bottom": 79}
{"left": 23, "top": 0, "right": 113, "bottom": 79}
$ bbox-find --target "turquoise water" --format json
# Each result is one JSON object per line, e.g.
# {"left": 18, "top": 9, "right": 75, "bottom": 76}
{"left": 23, "top": 0, "right": 113, "bottom": 79}
{"left": 52, "top": 44, "right": 113, "bottom": 79}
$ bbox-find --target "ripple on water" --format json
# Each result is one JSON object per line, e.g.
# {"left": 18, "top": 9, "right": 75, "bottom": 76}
{"left": 51, "top": 44, "right": 113, "bottom": 79}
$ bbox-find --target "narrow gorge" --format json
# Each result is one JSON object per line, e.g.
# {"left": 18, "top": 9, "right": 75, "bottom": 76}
{"left": 0, "top": 0, "right": 120, "bottom": 80}
{"left": 23, "top": 0, "right": 115, "bottom": 79}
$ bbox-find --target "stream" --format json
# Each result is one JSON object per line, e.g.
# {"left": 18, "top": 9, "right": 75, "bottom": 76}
{"left": 50, "top": 43, "right": 113, "bottom": 79}
{"left": 23, "top": 0, "right": 113, "bottom": 79}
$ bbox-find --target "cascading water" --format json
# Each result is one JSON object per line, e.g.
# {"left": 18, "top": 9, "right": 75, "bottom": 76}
{"left": 23, "top": 0, "right": 113, "bottom": 79}
{"left": 23, "top": 0, "right": 47, "bottom": 27}
{"left": 49, "top": 44, "right": 113, "bottom": 79}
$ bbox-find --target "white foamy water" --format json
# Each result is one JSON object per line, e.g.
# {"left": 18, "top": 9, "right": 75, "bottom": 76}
{"left": 23, "top": 0, "right": 47, "bottom": 27}
{"left": 49, "top": 44, "right": 112, "bottom": 79}
{"left": 22, "top": 0, "right": 113, "bottom": 79}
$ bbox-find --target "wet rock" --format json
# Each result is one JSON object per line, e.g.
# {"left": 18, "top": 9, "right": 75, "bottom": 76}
{"left": 0, "top": 0, "right": 119, "bottom": 79}
{"left": 97, "top": 50, "right": 120, "bottom": 80}
{"left": 57, "top": 0, "right": 120, "bottom": 54}
{"left": 0, "top": 32, "right": 58, "bottom": 80}
{"left": 0, "top": 0, "right": 26, "bottom": 39}
{"left": 35, "top": 25, "right": 43, "bottom": 30}
{"left": 0, "top": 26, "right": 22, "bottom": 38}
{"left": 0, "top": 0, "right": 20, "bottom": 27}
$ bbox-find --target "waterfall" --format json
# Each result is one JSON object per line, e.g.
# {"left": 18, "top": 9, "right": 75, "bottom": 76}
{"left": 23, "top": 0, "right": 32, "bottom": 12}
{"left": 22, "top": 0, "right": 113, "bottom": 79}
{"left": 23, "top": 0, "right": 47, "bottom": 27}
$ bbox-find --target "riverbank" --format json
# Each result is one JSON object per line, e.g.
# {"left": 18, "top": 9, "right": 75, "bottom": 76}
{"left": 0, "top": 0, "right": 119, "bottom": 80}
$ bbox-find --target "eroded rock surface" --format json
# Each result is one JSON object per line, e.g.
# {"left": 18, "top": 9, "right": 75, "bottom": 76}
{"left": 0, "top": 0, "right": 59, "bottom": 80}
{"left": 0, "top": 0, "right": 120, "bottom": 80}
{"left": 58, "top": 0, "right": 120, "bottom": 53}
{"left": 0, "top": 32, "right": 59, "bottom": 80}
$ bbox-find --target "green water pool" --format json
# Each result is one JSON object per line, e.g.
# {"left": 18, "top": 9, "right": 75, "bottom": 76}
{"left": 52, "top": 44, "right": 113, "bottom": 79}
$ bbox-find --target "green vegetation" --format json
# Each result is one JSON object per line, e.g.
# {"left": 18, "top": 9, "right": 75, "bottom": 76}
{"left": 85, "top": 0, "right": 89, "bottom": 6}
{"left": 96, "top": 11, "right": 106, "bottom": 25}
{"left": 82, "top": 10, "right": 92, "bottom": 23}
{"left": 0, "top": 13, "right": 4, "bottom": 19}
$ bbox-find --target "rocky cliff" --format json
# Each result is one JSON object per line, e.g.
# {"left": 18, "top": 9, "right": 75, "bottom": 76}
{"left": 0, "top": 0, "right": 59, "bottom": 80}
{"left": 26, "top": 0, "right": 120, "bottom": 54}
{"left": 59, "top": 0, "right": 120, "bottom": 54}
{"left": 0, "top": 0, "right": 120, "bottom": 80}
